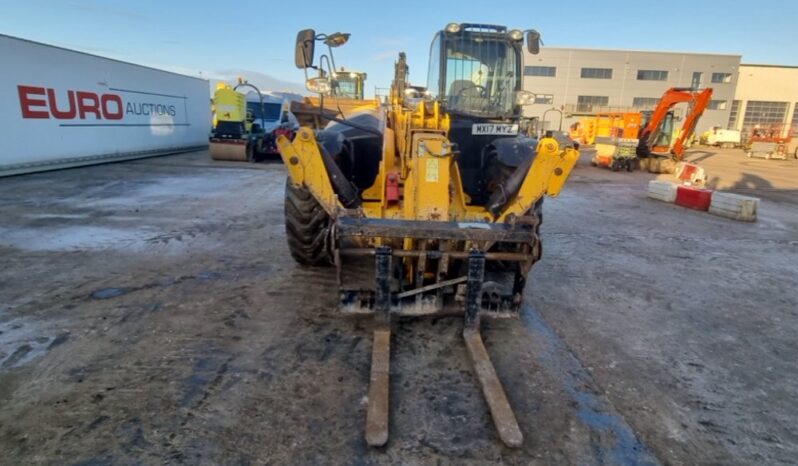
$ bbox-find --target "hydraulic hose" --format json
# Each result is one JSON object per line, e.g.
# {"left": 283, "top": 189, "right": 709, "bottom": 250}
{"left": 320, "top": 144, "right": 361, "bottom": 209}
{"left": 486, "top": 154, "right": 535, "bottom": 217}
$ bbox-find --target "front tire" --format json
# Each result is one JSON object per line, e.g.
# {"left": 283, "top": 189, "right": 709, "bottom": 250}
{"left": 284, "top": 179, "right": 332, "bottom": 266}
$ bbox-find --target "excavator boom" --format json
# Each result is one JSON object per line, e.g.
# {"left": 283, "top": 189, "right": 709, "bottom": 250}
{"left": 641, "top": 87, "right": 713, "bottom": 160}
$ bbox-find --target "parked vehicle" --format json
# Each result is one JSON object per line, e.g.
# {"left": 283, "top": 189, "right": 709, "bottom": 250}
{"left": 744, "top": 124, "right": 794, "bottom": 160}
{"left": 700, "top": 126, "right": 741, "bottom": 148}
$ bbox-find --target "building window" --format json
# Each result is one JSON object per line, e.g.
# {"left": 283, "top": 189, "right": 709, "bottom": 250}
{"left": 577, "top": 95, "right": 609, "bottom": 112}
{"left": 742, "top": 100, "right": 788, "bottom": 133}
{"left": 534, "top": 94, "right": 554, "bottom": 105}
{"left": 711, "top": 72, "right": 733, "bottom": 83}
{"left": 524, "top": 66, "right": 556, "bottom": 77}
{"left": 637, "top": 69, "right": 668, "bottom": 81}
{"left": 580, "top": 67, "right": 613, "bottom": 79}
{"left": 708, "top": 100, "right": 727, "bottom": 110}
{"left": 691, "top": 72, "right": 703, "bottom": 89}
{"left": 632, "top": 97, "right": 659, "bottom": 109}
{"left": 728, "top": 100, "right": 741, "bottom": 128}
{"left": 791, "top": 103, "right": 798, "bottom": 136}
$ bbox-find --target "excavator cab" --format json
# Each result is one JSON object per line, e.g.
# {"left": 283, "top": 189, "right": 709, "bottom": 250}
{"left": 641, "top": 109, "right": 676, "bottom": 152}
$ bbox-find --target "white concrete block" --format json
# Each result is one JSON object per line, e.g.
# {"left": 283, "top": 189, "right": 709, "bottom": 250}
{"left": 709, "top": 191, "right": 759, "bottom": 222}
{"left": 647, "top": 180, "right": 678, "bottom": 203}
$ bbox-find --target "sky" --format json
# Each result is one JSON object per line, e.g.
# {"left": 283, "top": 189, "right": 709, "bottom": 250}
{"left": 2, "top": 0, "right": 797, "bottom": 96}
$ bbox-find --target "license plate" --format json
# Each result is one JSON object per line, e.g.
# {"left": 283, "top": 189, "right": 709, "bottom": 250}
{"left": 471, "top": 123, "right": 519, "bottom": 136}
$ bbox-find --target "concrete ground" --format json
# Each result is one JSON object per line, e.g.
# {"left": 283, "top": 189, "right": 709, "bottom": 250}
{"left": 0, "top": 147, "right": 796, "bottom": 465}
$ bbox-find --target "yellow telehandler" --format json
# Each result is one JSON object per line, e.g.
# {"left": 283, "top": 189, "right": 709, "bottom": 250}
{"left": 276, "top": 24, "right": 578, "bottom": 448}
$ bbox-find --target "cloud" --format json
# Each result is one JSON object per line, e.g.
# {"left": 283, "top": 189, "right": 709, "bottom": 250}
{"left": 213, "top": 69, "right": 307, "bottom": 95}
{"left": 111, "top": 63, "right": 306, "bottom": 96}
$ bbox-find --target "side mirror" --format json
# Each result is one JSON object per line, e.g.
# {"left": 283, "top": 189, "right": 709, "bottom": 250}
{"left": 526, "top": 30, "right": 540, "bottom": 55}
{"left": 295, "top": 29, "right": 316, "bottom": 69}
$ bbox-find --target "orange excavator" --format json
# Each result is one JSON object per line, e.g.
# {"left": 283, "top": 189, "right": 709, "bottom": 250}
{"left": 637, "top": 87, "right": 713, "bottom": 172}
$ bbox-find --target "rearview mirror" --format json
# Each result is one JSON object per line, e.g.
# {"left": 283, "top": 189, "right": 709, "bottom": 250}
{"left": 526, "top": 30, "right": 540, "bottom": 55}
{"left": 295, "top": 29, "right": 316, "bottom": 69}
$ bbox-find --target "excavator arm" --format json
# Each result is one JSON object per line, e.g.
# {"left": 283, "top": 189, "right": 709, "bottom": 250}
{"left": 641, "top": 87, "right": 713, "bottom": 160}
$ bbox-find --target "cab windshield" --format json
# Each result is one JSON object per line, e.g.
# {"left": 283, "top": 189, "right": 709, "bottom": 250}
{"left": 642, "top": 110, "right": 675, "bottom": 148}
{"left": 333, "top": 76, "right": 362, "bottom": 99}
{"left": 247, "top": 102, "right": 282, "bottom": 122}
{"left": 443, "top": 36, "right": 518, "bottom": 117}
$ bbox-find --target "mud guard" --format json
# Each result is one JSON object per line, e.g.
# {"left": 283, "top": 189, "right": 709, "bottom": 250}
{"left": 490, "top": 136, "right": 539, "bottom": 167}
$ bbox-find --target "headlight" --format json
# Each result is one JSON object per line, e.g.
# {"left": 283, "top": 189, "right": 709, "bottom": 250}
{"left": 509, "top": 29, "right": 523, "bottom": 41}
{"left": 306, "top": 77, "right": 331, "bottom": 95}
{"left": 515, "top": 91, "right": 536, "bottom": 106}
{"left": 445, "top": 23, "right": 461, "bottom": 33}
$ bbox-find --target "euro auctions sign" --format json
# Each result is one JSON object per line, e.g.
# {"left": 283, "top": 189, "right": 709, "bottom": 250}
{"left": 17, "top": 84, "right": 186, "bottom": 127}
{"left": 1, "top": 33, "right": 210, "bottom": 176}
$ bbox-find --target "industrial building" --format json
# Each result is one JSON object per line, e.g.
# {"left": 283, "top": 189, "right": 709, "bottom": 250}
{"left": 733, "top": 64, "right": 798, "bottom": 137}
{"left": 520, "top": 46, "right": 797, "bottom": 136}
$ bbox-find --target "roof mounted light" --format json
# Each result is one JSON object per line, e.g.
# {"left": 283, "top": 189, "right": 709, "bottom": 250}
{"left": 445, "top": 23, "right": 461, "bottom": 33}
{"left": 323, "top": 32, "right": 350, "bottom": 48}
{"left": 509, "top": 29, "right": 523, "bottom": 41}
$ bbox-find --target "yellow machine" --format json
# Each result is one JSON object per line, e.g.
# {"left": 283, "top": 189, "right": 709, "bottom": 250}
{"left": 209, "top": 83, "right": 253, "bottom": 161}
{"left": 209, "top": 80, "right": 292, "bottom": 162}
{"left": 301, "top": 67, "right": 376, "bottom": 121}
{"left": 277, "top": 24, "right": 578, "bottom": 447}
{"left": 331, "top": 67, "right": 367, "bottom": 99}
{"left": 211, "top": 83, "right": 247, "bottom": 129}
{"left": 288, "top": 67, "right": 373, "bottom": 128}
{"left": 585, "top": 112, "right": 643, "bottom": 170}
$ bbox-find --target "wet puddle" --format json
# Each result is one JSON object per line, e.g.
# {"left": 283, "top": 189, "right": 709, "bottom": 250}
{"left": 522, "top": 305, "right": 660, "bottom": 465}
{"left": 0, "top": 225, "right": 152, "bottom": 252}
{"left": 0, "top": 318, "right": 68, "bottom": 371}
{"left": 90, "top": 288, "right": 132, "bottom": 300}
